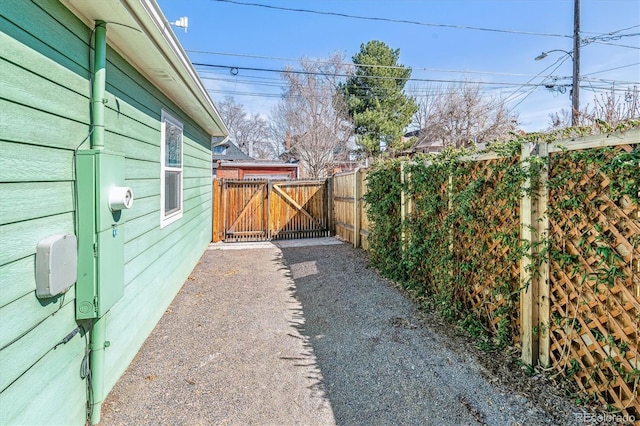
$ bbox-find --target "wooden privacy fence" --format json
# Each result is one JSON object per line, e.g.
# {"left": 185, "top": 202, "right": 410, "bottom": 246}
{"left": 337, "top": 129, "right": 639, "bottom": 418}
{"left": 212, "top": 179, "right": 330, "bottom": 242}
{"left": 332, "top": 169, "right": 370, "bottom": 249}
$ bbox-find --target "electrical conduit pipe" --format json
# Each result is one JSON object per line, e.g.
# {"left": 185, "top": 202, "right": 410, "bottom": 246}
{"left": 89, "top": 20, "right": 107, "bottom": 425}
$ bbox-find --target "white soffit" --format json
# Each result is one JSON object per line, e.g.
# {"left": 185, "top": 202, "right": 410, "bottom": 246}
{"left": 61, "top": 0, "right": 228, "bottom": 138}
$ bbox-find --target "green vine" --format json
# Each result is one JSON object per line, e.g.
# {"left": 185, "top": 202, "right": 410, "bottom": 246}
{"left": 546, "top": 135, "right": 639, "bottom": 416}
{"left": 362, "top": 121, "right": 639, "bottom": 417}
{"left": 363, "top": 158, "right": 405, "bottom": 281}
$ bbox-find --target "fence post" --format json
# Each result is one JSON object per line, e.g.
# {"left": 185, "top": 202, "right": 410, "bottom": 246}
{"left": 400, "top": 161, "right": 412, "bottom": 250}
{"left": 520, "top": 142, "right": 539, "bottom": 365}
{"left": 266, "top": 180, "right": 272, "bottom": 240}
{"left": 537, "top": 143, "right": 551, "bottom": 366}
{"left": 326, "top": 176, "right": 334, "bottom": 237}
{"left": 400, "top": 162, "right": 407, "bottom": 250}
{"left": 212, "top": 179, "right": 216, "bottom": 242}
{"left": 353, "top": 168, "right": 361, "bottom": 248}
{"left": 212, "top": 179, "right": 221, "bottom": 242}
{"left": 447, "top": 169, "right": 454, "bottom": 263}
{"left": 221, "top": 179, "right": 227, "bottom": 242}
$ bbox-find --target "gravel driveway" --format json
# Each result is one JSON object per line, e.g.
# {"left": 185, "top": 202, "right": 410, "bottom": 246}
{"left": 102, "top": 238, "right": 583, "bottom": 426}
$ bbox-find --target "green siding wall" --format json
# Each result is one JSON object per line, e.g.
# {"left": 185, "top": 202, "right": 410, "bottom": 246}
{"left": 0, "top": 1, "right": 214, "bottom": 424}
{"left": 0, "top": 1, "right": 89, "bottom": 424}
{"left": 100, "top": 24, "right": 213, "bottom": 397}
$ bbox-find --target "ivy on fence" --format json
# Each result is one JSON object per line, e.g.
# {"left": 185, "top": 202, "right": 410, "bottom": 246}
{"left": 362, "top": 125, "right": 639, "bottom": 418}
{"left": 403, "top": 158, "right": 451, "bottom": 309}
{"left": 450, "top": 150, "right": 526, "bottom": 350}
{"left": 546, "top": 143, "right": 639, "bottom": 418}
{"left": 362, "top": 160, "right": 404, "bottom": 281}
{"left": 366, "top": 140, "right": 535, "bottom": 350}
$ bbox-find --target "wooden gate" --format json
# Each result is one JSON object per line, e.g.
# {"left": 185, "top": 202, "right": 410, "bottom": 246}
{"left": 213, "top": 179, "right": 330, "bottom": 242}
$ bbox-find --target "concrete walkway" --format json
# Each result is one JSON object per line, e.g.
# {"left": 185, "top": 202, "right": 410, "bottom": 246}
{"left": 101, "top": 237, "right": 578, "bottom": 426}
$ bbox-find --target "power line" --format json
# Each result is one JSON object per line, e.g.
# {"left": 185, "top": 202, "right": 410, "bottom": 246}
{"left": 507, "top": 55, "right": 572, "bottom": 111}
{"left": 209, "top": 0, "right": 572, "bottom": 39}
{"left": 200, "top": 71, "right": 635, "bottom": 96}
{"left": 203, "top": 84, "right": 633, "bottom": 102}
{"left": 199, "top": 68, "right": 285, "bottom": 82}
{"left": 188, "top": 48, "right": 552, "bottom": 78}
{"left": 194, "top": 62, "right": 556, "bottom": 87}
{"left": 583, "top": 62, "right": 640, "bottom": 76}
{"left": 607, "top": 24, "right": 640, "bottom": 34}
{"left": 582, "top": 25, "right": 640, "bottom": 49}
{"left": 583, "top": 31, "right": 640, "bottom": 44}
{"left": 196, "top": 62, "right": 637, "bottom": 103}
{"left": 199, "top": 74, "right": 287, "bottom": 87}
{"left": 201, "top": 78, "right": 633, "bottom": 106}
{"left": 591, "top": 40, "right": 640, "bottom": 50}
{"left": 503, "top": 54, "right": 571, "bottom": 105}
{"left": 581, "top": 85, "right": 637, "bottom": 94}
{"left": 199, "top": 74, "right": 549, "bottom": 96}
{"left": 207, "top": 88, "right": 283, "bottom": 98}
{"left": 581, "top": 24, "right": 640, "bottom": 36}
{"left": 582, "top": 77, "right": 640, "bottom": 85}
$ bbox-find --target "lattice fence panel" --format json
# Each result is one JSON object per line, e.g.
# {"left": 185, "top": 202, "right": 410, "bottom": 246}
{"left": 452, "top": 156, "right": 522, "bottom": 347}
{"left": 404, "top": 161, "right": 451, "bottom": 298}
{"left": 547, "top": 144, "right": 639, "bottom": 419}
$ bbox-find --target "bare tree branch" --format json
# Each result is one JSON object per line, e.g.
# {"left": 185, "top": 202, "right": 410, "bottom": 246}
{"left": 413, "top": 82, "right": 518, "bottom": 149}
{"left": 548, "top": 86, "right": 640, "bottom": 131}
{"left": 271, "top": 53, "right": 354, "bottom": 178}
{"left": 217, "top": 96, "right": 272, "bottom": 158}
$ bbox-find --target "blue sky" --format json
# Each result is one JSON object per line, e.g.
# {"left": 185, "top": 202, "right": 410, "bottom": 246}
{"left": 157, "top": 0, "right": 640, "bottom": 132}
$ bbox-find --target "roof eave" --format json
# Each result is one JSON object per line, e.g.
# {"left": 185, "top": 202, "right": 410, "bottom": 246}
{"left": 60, "top": 0, "right": 229, "bottom": 138}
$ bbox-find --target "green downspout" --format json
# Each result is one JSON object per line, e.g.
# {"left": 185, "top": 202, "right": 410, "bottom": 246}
{"left": 91, "top": 21, "right": 106, "bottom": 152}
{"left": 90, "top": 20, "right": 106, "bottom": 425}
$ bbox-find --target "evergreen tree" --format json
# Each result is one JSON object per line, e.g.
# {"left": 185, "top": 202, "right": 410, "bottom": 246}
{"left": 342, "top": 40, "right": 417, "bottom": 156}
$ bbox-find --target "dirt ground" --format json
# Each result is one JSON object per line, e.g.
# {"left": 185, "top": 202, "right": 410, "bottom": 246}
{"left": 277, "top": 241, "right": 589, "bottom": 426}
{"left": 101, "top": 238, "right": 619, "bottom": 426}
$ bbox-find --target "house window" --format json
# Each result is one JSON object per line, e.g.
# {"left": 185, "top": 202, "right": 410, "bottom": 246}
{"left": 160, "top": 110, "right": 183, "bottom": 227}
{"left": 213, "top": 145, "right": 227, "bottom": 155}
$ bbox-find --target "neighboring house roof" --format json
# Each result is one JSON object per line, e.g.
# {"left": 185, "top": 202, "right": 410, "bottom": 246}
{"left": 404, "top": 129, "right": 421, "bottom": 139}
{"left": 61, "top": 0, "right": 228, "bottom": 138}
{"left": 213, "top": 141, "right": 298, "bottom": 176}
{"left": 218, "top": 161, "right": 298, "bottom": 169}
{"left": 413, "top": 139, "right": 445, "bottom": 153}
{"left": 403, "top": 130, "right": 444, "bottom": 154}
{"left": 213, "top": 141, "right": 253, "bottom": 161}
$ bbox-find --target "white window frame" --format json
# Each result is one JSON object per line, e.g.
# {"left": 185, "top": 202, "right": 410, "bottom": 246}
{"left": 160, "top": 110, "right": 184, "bottom": 228}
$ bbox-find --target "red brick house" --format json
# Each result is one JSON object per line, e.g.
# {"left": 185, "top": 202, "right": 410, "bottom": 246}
{"left": 213, "top": 141, "right": 299, "bottom": 179}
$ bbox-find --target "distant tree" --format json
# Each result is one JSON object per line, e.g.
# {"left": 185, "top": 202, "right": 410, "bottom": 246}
{"left": 342, "top": 40, "right": 417, "bottom": 156}
{"left": 410, "top": 84, "right": 439, "bottom": 132}
{"left": 217, "top": 96, "right": 271, "bottom": 158}
{"left": 412, "top": 82, "right": 518, "bottom": 149}
{"left": 271, "top": 53, "right": 354, "bottom": 178}
{"left": 548, "top": 109, "right": 572, "bottom": 130}
{"left": 548, "top": 86, "right": 640, "bottom": 130}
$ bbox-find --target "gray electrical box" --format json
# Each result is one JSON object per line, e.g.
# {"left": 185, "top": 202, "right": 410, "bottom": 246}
{"left": 35, "top": 234, "right": 78, "bottom": 298}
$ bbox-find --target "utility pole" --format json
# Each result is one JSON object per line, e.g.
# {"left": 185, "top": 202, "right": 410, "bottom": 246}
{"left": 572, "top": 0, "right": 580, "bottom": 126}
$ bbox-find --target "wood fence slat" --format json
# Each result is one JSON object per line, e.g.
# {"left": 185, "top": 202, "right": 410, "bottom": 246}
{"left": 353, "top": 168, "right": 361, "bottom": 248}
{"left": 227, "top": 183, "right": 266, "bottom": 233}
{"left": 272, "top": 184, "right": 321, "bottom": 228}
{"left": 215, "top": 179, "right": 329, "bottom": 242}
